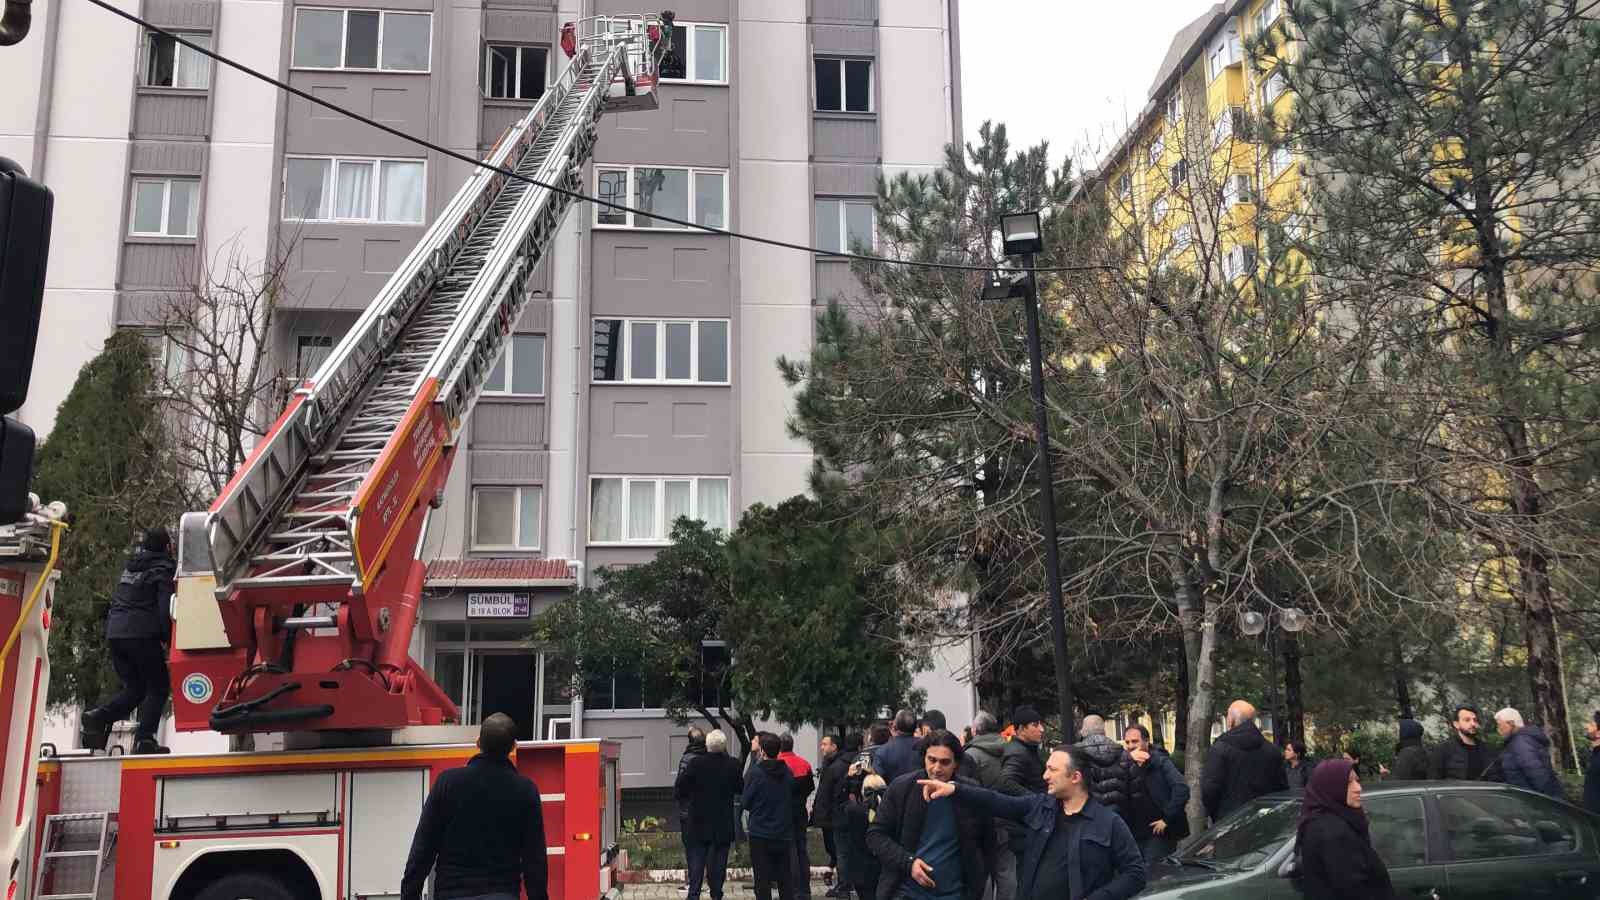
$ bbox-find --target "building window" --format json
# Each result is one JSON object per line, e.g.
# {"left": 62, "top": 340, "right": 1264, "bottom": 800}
{"left": 700, "top": 642, "right": 729, "bottom": 708}
{"left": 1285, "top": 213, "right": 1309, "bottom": 241}
{"left": 1150, "top": 194, "right": 1169, "bottom": 222}
{"left": 296, "top": 335, "right": 334, "bottom": 378}
{"left": 136, "top": 329, "right": 188, "bottom": 382}
{"left": 130, "top": 178, "right": 200, "bottom": 237}
{"left": 1148, "top": 135, "right": 1164, "bottom": 168}
{"left": 283, "top": 156, "right": 425, "bottom": 224}
{"left": 1169, "top": 158, "right": 1188, "bottom": 188}
{"left": 1424, "top": 36, "right": 1451, "bottom": 65}
{"left": 144, "top": 32, "right": 211, "bottom": 89}
{"left": 291, "top": 8, "right": 431, "bottom": 72}
{"left": 1173, "top": 223, "right": 1194, "bottom": 251}
{"left": 589, "top": 476, "right": 731, "bottom": 544}
{"left": 484, "top": 44, "right": 548, "bottom": 100}
{"left": 1207, "top": 27, "right": 1240, "bottom": 80}
{"left": 583, "top": 666, "right": 670, "bottom": 712}
{"left": 1223, "top": 174, "right": 1255, "bottom": 207}
{"left": 815, "top": 57, "right": 872, "bottom": 112}
{"left": 594, "top": 165, "right": 726, "bottom": 230}
{"left": 592, "top": 319, "right": 729, "bottom": 385}
{"left": 1260, "top": 69, "right": 1287, "bottom": 107}
{"left": 1223, "top": 245, "right": 1257, "bottom": 280}
{"left": 1269, "top": 146, "right": 1294, "bottom": 178}
{"left": 1166, "top": 93, "right": 1182, "bottom": 124}
{"left": 1213, "top": 106, "right": 1243, "bottom": 146}
{"left": 654, "top": 21, "right": 726, "bottom": 83}
{"left": 1116, "top": 173, "right": 1132, "bottom": 201}
{"left": 815, "top": 199, "right": 874, "bottom": 254}
{"left": 484, "top": 334, "right": 546, "bottom": 396}
{"left": 473, "top": 485, "right": 543, "bottom": 550}
{"left": 1255, "top": 0, "right": 1281, "bottom": 35}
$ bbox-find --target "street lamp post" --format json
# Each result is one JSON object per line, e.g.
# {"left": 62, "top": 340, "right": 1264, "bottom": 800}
{"left": 984, "top": 210, "right": 1074, "bottom": 724}
{"left": 1239, "top": 604, "right": 1308, "bottom": 739}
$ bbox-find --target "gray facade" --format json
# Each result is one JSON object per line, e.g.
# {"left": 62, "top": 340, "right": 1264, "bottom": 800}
{"left": 7, "top": 0, "right": 964, "bottom": 793}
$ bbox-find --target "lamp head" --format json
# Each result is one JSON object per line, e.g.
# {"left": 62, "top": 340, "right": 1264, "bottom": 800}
{"left": 1000, "top": 210, "right": 1044, "bottom": 256}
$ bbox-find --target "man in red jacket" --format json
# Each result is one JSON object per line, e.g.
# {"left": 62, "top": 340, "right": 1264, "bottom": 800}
{"left": 779, "top": 733, "right": 817, "bottom": 900}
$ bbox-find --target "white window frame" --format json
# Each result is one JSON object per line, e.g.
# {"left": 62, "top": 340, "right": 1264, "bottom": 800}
{"left": 135, "top": 328, "right": 188, "bottom": 385}
{"left": 592, "top": 165, "right": 728, "bottom": 231}
{"left": 1116, "top": 172, "right": 1132, "bottom": 201}
{"left": 129, "top": 178, "right": 201, "bottom": 238}
{"left": 1150, "top": 194, "right": 1170, "bottom": 222}
{"left": 1166, "top": 93, "right": 1182, "bottom": 124}
{"left": 290, "top": 7, "right": 433, "bottom": 73}
{"left": 1260, "top": 69, "right": 1287, "bottom": 107}
{"left": 1424, "top": 37, "right": 1451, "bottom": 65}
{"left": 1208, "top": 27, "right": 1241, "bottom": 80}
{"left": 813, "top": 56, "right": 874, "bottom": 113}
{"left": 1148, "top": 134, "right": 1164, "bottom": 168}
{"left": 815, "top": 197, "right": 875, "bottom": 254}
{"left": 659, "top": 21, "right": 728, "bottom": 85}
{"left": 482, "top": 43, "right": 548, "bottom": 100}
{"left": 143, "top": 31, "right": 212, "bottom": 89}
{"left": 1223, "top": 245, "right": 1257, "bottom": 279}
{"left": 1213, "top": 106, "right": 1242, "bottom": 146}
{"left": 483, "top": 333, "right": 547, "bottom": 396}
{"left": 471, "top": 485, "right": 544, "bottom": 551}
{"left": 1269, "top": 146, "right": 1294, "bottom": 179}
{"left": 1255, "top": 0, "right": 1281, "bottom": 35}
{"left": 587, "top": 475, "right": 732, "bottom": 545}
{"left": 281, "top": 155, "right": 427, "bottom": 225}
{"left": 1223, "top": 174, "right": 1255, "bottom": 207}
{"left": 592, "top": 318, "right": 731, "bottom": 386}
{"left": 1173, "top": 223, "right": 1194, "bottom": 251}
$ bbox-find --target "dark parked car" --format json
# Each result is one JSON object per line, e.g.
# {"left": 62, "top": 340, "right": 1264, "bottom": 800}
{"left": 1139, "top": 782, "right": 1600, "bottom": 898}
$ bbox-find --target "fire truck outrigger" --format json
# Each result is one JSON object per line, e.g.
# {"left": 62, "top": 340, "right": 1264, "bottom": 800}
{"left": 11, "top": 15, "right": 678, "bottom": 899}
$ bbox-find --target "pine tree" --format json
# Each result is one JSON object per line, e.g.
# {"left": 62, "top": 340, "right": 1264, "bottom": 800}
{"left": 32, "top": 331, "right": 189, "bottom": 707}
{"left": 1278, "top": 0, "right": 1600, "bottom": 768}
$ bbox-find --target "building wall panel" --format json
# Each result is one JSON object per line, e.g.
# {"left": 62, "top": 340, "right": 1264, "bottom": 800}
{"left": 145, "top": 0, "right": 219, "bottom": 29}
{"left": 470, "top": 448, "right": 550, "bottom": 483}
{"left": 813, "top": 115, "right": 878, "bottom": 161}
{"left": 472, "top": 402, "right": 550, "bottom": 447}
{"left": 590, "top": 234, "right": 732, "bottom": 318}
{"left": 811, "top": 0, "right": 876, "bottom": 23}
{"left": 133, "top": 93, "right": 210, "bottom": 140}
{"left": 586, "top": 386, "right": 733, "bottom": 474}
{"left": 130, "top": 139, "right": 207, "bottom": 174}
{"left": 120, "top": 242, "right": 198, "bottom": 289}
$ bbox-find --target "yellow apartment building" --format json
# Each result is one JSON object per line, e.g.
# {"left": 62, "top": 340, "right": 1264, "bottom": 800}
{"left": 1094, "top": 0, "right": 1304, "bottom": 283}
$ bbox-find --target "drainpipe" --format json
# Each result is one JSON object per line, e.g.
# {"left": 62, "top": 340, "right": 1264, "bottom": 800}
{"left": 0, "top": 0, "right": 30, "bottom": 45}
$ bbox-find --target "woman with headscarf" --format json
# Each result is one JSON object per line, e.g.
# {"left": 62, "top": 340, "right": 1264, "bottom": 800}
{"left": 1294, "top": 759, "right": 1395, "bottom": 900}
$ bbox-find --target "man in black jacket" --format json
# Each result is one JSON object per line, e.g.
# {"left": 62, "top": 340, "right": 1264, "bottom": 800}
{"left": 917, "top": 744, "right": 1147, "bottom": 900}
{"left": 1123, "top": 725, "right": 1189, "bottom": 861}
{"left": 1428, "top": 705, "right": 1490, "bottom": 781}
{"left": 866, "top": 731, "right": 993, "bottom": 900}
{"left": 1201, "top": 700, "right": 1287, "bottom": 823}
{"left": 814, "top": 733, "right": 852, "bottom": 897}
{"left": 677, "top": 729, "right": 743, "bottom": 900}
{"left": 401, "top": 713, "right": 548, "bottom": 900}
{"left": 874, "top": 710, "right": 924, "bottom": 784}
{"left": 1390, "top": 719, "right": 1429, "bottom": 781}
{"left": 999, "top": 706, "right": 1047, "bottom": 855}
{"left": 1075, "top": 715, "right": 1141, "bottom": 823}
{"left": 80, "top": 528, "right": 176, "bottom": 754}
{"left": 744, "top": 733, "right": 797, "bottom": 900}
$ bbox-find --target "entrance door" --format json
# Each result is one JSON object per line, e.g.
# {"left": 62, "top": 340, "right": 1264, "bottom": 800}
{"left": 475, "top": 652, "right": 537, "bottom": 740}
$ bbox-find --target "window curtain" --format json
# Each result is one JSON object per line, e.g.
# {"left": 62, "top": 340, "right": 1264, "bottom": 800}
{"left": 590, "top": 479, "right": 623, "bottom": 542}
{"left": 697, "top": 479, "right": 730, "bottom": 531}
{"left": 627, "top": 481, "right": 657, "bottom": 540}
{"left": 380, "top": 160, "right": 425, "bottom": 223}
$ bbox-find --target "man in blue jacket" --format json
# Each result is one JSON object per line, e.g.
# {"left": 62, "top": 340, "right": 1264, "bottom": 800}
{"left": 917, "top": 745, "right": 1146, "bottom": 900}
{"left": 1490, "top": 707, "right": 1563, "bottom": 799}
{"left": 873, "top": 710, "right": 923, "bottom": 784}
{"left": 744, "top": 732, "right": 797, "bottom": 900}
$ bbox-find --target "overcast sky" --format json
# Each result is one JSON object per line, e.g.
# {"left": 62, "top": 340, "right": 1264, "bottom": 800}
{"left": 958, "top": 1, "right": 1209, "bottom": 172}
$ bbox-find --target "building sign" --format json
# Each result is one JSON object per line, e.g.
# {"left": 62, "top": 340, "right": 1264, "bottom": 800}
{"left": 467, "top": 592, "right": 531, "bottom": 619}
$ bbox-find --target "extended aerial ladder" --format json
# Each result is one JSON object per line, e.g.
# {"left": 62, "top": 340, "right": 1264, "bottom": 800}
{"left": 166, "top": 13, "right": 675, "bottom": 736}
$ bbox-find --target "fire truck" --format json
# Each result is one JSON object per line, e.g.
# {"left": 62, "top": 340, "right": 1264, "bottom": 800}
{"left": 7, "top": 14, "right": 679, "bottom": 899}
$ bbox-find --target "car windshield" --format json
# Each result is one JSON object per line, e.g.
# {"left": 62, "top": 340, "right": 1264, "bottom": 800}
{"left": 1180, "top": 798, "right": 1300, "bottom": 870}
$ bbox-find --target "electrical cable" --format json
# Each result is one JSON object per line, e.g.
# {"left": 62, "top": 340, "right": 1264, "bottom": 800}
{"left": 85, "top": 0, "right": 1116, "bottom": 276}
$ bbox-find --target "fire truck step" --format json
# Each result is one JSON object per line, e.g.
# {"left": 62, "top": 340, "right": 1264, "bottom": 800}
{"left": 34, "top": 810, "right": 111, "bottom": 900}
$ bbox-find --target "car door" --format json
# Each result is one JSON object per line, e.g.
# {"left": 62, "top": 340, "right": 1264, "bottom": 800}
{"left": 1438, "top": 789, "right": 1600, "bottom": 899}
{"left": 1270, "top": 793, "right": 1446, "bottom": 900}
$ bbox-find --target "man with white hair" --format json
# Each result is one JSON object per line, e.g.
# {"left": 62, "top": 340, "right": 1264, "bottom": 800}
{"left": 1490, "top": 707, "right": 1563, "bottom": 799}
{"left": 677, "top": 729, "right": 744, "bottom": 900}
{"left": 1201, "top": 700, "right": 1287, "bottom": 822}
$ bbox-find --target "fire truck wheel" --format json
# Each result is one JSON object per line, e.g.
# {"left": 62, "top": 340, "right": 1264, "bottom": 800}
{"left": 193, "top": 870, "right": 300, "bottom": 900}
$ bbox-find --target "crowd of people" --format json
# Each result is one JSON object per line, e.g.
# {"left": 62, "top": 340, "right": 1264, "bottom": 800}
{"left": 668, "top": 698, "right": 1600, "bottom": 900}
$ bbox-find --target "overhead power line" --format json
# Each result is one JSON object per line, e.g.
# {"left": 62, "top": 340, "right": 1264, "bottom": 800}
{"left": 83, "top": 0, "right": 1115, "bottom": 276}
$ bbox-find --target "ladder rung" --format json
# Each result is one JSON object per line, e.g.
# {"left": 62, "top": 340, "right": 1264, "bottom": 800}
{"left": 42, "top": 850, "right": 101, "bottom": 858}
{"left": 283, "top": 615, "right": 339, "bottom": 630}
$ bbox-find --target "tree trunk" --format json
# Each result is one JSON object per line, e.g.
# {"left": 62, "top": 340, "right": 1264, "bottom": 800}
{"left": 1393, "top": 640, "right": 1414, "bottom": 720}
{"left": 1282, "top": 631, "right": 1305, "bottom": 747}
{"left": 1149, "top": 704, "right": 1165, "bottom": 748}
{"left": 1519, "top": 551, "right": 1576, "bottom": 770}
{"left": 1183, "top": 592, "right": 1218, "bottom": 835}
{"left": 1174, "top": 633, "right": 1190, "bottom": 753}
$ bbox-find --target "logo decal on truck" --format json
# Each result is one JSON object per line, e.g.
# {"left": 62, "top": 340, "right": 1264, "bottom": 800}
{"left": 182, "top": 673, "right": 214, "bottom": 704}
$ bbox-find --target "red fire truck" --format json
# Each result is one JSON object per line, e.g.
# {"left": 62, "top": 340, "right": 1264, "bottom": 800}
{"left": 9, "top": 13, "right": 675, "bottom": 899}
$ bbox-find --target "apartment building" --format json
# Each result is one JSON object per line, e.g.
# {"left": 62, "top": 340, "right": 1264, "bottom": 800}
{"left": 1096, "top": 0, "right": 1302, "bottom": 276}
{"left": 2, "top": 0, "right": 971, "bottom": 792}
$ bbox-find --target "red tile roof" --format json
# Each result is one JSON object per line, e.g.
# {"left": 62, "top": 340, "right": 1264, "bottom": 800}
{"left": 425, "top": 557, "right": 577, "bottom": 587}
